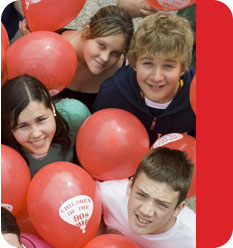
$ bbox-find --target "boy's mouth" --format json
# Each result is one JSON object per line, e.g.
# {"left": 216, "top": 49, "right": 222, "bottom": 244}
{"left": 135, "top": 214, "right": 152, "bottom": 226}
{"left": 148, "top": 84, "right": 165, "bottom": 90}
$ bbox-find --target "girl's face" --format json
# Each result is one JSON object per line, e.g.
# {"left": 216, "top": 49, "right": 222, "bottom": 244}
{"left": 82, "top": 32, "right": 126, "bottom": 75}
{"left": 12, "top": 101, "right": 56, "bottom": 156}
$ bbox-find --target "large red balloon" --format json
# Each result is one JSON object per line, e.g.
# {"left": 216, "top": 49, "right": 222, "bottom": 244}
{"left": 76, "top": 109, "right": 150, "bottom": 181}
{"left": 85, "top": 234, "right": 140, "bottom": 248}
{"left": 151, "top": 133, "right": 196, "bottom": 198}
{"left": 146, "top": 0, "right": 195, "bottom": 11}
{"left": 5, "top": 31, "right": 77, "bottom": 94}
{"left": 21, "top": 0, "right": 86, "bottom": 31}
{"left": 1, "top": 22, "right": 9, "bottom": 51}
{"left": 190, "top": 75, "right": 196, "bottom": 115}
{"left": 27, "top": 162, "right": 102, "bottom": 248}
{"left": 1, "top": 145, "right": 31, "bottom": 214}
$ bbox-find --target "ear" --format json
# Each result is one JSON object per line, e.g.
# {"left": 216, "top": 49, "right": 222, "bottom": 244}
{"left": 52, "top": 104, "right": 56, "bottom": 116}
{"left": 173, "top": 201, "right": 186, "bottom": 218}
{"left": 126, "top": 177, "right": 134, "bottom": 197}
{"left": 180, "top": 71, "right": 185, "bottom": 77}
{"left": 132, "top": 60, "right": 138, "bottom": 72}
{"left": 82, "top": 25, "right": 90, "bottom": 36}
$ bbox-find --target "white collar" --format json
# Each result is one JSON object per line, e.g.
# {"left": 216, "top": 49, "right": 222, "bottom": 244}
{"left": 145, "top": 97, "right": 172, "bottom": 109}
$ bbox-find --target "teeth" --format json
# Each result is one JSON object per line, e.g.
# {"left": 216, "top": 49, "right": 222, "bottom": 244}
{"left": 152, "top": 85, "right": 161, "bottom": 89}
{"left": 138, "top": 216, "right": 150, "bottom": 224}
{"left": 31, "top": 139, "right": 45, "bottom": 146}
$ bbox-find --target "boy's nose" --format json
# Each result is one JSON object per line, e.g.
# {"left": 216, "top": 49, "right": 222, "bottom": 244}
{"left": 139, "top": 201, "right": 154, "bottom": 217}
{"left": 151, "top": 68, "right": 163, "bottom": 82}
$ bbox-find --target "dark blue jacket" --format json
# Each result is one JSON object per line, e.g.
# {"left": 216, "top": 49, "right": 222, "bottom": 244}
{"left": 1, "top": 3, "right": 23, "bottom": 40}
{"left": 92, "top": 65, "right": 196, "bottom": 145}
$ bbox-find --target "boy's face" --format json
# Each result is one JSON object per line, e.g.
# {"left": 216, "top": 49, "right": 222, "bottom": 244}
{"left": 126, "top": 172, "right": 185, "bottom": 235}
{"left": 135, "top": 54, "right": 184, "bottom": 103}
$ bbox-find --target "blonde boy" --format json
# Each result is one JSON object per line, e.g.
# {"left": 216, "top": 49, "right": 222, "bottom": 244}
{"left": 93, "top": 13, "right": 196, "bottom": 145}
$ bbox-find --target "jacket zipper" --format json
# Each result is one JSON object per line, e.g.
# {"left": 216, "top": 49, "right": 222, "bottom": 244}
{"left": 150, "top": 117, "right": 156, "bottom": 130}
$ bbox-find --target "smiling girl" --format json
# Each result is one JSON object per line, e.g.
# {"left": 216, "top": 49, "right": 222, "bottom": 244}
{"left": 1, "top": 75, "right": 90, "bottom": 177}
{"left": 55, "top": 5, "right": 134, "bottom": 110}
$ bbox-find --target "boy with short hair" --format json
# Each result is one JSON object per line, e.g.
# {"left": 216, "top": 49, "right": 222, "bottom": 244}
{"left": 96, "top": 147, "right": 196, "bottom": 248}
{"left": 92, "top": 13, "right": 196, "bottom": 145}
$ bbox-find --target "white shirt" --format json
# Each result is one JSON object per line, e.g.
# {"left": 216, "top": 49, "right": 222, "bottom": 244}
{"left": 96, "top": 179, "right": 196, "bottom": 248}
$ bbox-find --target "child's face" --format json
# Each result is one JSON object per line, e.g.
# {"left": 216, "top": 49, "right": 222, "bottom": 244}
{"left": 135, "top": 54, "right": 184, "bottom": 103}
{"left": 126, "top": 172, "right": 184, "bottom": 235}
{"left": 3, "top": 233, "right": 22, "bottom": 248}
{"left": 12, "top": 101, "right": 56, "bottom": 156}
{"left": 82, "top": 33, "right": 126, "bottom": 75}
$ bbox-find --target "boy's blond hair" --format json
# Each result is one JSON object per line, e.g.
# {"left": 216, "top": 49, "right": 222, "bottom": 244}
{"left": 128, "top": 13, "right": 194, "bottom": 72}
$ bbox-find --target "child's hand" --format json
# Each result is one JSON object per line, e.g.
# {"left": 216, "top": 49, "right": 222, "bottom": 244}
{"left": 118, "top": 0, "right": 157, "bottom": 18}
{"left": 138, "top": 0, "right": 157, "bottom": 17}
{"left": 19, "top": 19, "right": 31, "bottom": 35}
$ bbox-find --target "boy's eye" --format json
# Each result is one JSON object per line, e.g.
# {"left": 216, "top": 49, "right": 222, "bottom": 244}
{"left": 136, "top": 192, "right": 145, "bottom": 198}
{"left": 143, "top": 61, "right": 153, "bottom": 66}
{"left": 158, "top": 203, "right": 168, "bottom": 209}
{"left": 164, "top": 64, "right": 174, "bottom": 69}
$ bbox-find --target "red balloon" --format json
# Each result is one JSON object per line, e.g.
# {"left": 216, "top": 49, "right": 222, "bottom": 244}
{"left": 5, "top": 31, "right": 77, "bottom": 94}
{"left": 146, "top": 0, "right": 195, "bottom": 11}
{"left": 85, "top": 234, "right": 140, "bottom": 248}
{"left": 15, "top": 203, "right": 40, "bottom": 236}
{"left": 22, "top": 0, "right": 86, "bottom": 31}
{"left": 190, "top": 75, "right": 196, "bottom": 115}
{"left": 151, "top": 133, "right": 196, "bottom": 198}
{"left": 1, "top": 145, "right": 31, "bottom": 214}
{"left": 1, "top": 22, "right": 9, "bottom": 51}
{"left": 21, "top": 233, "right": 53, "bottom": 248}
{"left": 76, "top": 109, "right": 150, "bottom": 181}
{"left": 27, "top": 162, "right": 102, "bottom": 248}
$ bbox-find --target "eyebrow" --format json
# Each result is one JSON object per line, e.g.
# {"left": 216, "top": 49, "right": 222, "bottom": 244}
{"left": 164, "top": 60, "right": 178, "bottom": 63}
{"left": 17, "top": 114, "right": 47, "bottom": 125}
{"left": 136, "top": 187, "right": 171, "bottom": 205}
{"left": 140, "top": 57, "right": 153, "bottom": 60}
{"left": 96, "top": 38, "right": 105, "bottom": 43}
{"left": 140, "top": 57, "right": 178, "bottom": 64}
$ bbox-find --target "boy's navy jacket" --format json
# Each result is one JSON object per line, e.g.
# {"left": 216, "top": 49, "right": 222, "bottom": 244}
{"left": 92, "top": 65, "right": 196, "bottom": 145}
